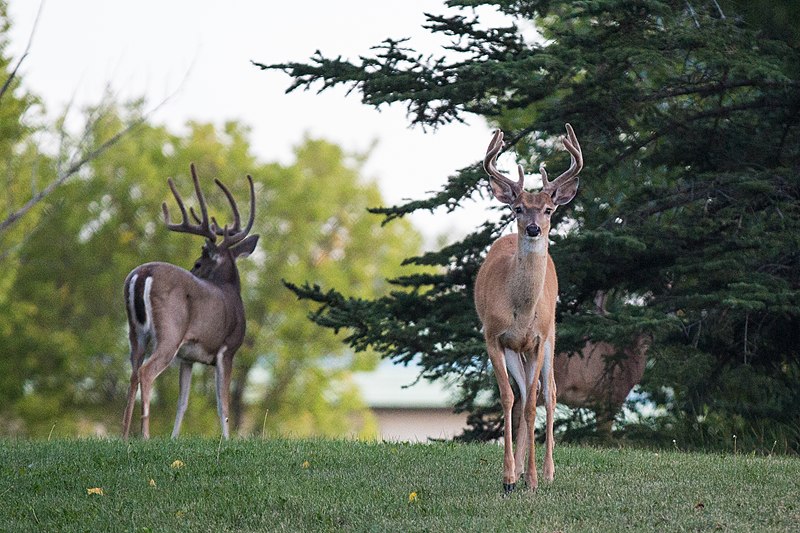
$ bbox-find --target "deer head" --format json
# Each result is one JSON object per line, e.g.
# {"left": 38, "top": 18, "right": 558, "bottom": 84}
{"left": 162, "top": 163, "right": 259, "bottom": 285}
{"left": 483, "top": 124, "right": 583, "bottom": 240}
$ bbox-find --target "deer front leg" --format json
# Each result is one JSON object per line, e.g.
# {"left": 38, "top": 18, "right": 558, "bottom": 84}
{"left": 542, "top": 336, "right": 556, "bottom": 482}
{"left": 505, "top": 348, "right": 529, "bottom": 481}
{"left": 487, "top": 338, "right": 517, "bottom": 494}
{"left": 171, "top": 360, "right": 193, "bottom": 438}
{"left": 524, "top": 352, "right": 543, "bottom": 491}
{"left": 214, "top": 347, "right": 231, "bottom": 439}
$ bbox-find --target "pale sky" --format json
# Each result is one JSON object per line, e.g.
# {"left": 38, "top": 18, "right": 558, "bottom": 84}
{"left": 6, "top": 0, "right": 518, "bottom": 245}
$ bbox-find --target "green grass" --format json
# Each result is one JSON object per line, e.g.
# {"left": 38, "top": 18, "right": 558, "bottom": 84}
{"left": 1, "top": 438, "right": 798, "bottom": 532}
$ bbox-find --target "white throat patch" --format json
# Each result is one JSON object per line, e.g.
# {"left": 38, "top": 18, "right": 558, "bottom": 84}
{"left": 521, "top": 236, "right": 547, "bottom": 256}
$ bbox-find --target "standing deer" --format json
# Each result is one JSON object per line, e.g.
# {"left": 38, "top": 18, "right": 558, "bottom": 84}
{"left": 553, "top": 335, "right": 650, "bottom": 434}
{"left": 474, "top": 124, "right": 582, "bottom": 493}
{"left": 122, "top": 164, "right": 259, "bottom": 439}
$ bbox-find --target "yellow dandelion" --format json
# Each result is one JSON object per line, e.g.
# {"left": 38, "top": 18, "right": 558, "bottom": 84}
{"left": 171, "top": 460, "right": 185, "bottom": 469}
{"left": 301, "top": 460, "right": 310, "bottom": 469}
{"left": 87, "top": 487, "right": 104, "bottom": 496}
{"left": 408, "top": 491, "right": 418, "bottom": 503}
{"left": 149, "top": 479, "right": 157, "bottom": 487}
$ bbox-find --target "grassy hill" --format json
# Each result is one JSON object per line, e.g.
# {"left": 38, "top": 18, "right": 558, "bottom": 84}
{"left": 2, "top": 438, "right": 797, "bottom": 531}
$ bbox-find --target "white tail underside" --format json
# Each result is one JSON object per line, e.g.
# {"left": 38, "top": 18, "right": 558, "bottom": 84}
{"left": 128, "top": 274, "right": 155, "bottom": 347}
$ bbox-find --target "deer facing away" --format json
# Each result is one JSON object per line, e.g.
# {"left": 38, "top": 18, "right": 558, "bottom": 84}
{"left": 474, "top": 124, "right": 583, "bottom": 493}
{"left": 122, "top": 164, "right": 259, "bottom": 439}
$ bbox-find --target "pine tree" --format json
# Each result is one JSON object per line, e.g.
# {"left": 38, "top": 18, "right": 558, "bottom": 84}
{"left": 257, "top": 0, "right": 800, "bottom": 451}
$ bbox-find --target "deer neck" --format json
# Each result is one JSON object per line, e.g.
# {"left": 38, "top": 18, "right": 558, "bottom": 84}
{"left": 203, "top": 259, "right": 242, "bottom": 291}
{"left": 509, "top": 234, "right": 548, "bottom": 313}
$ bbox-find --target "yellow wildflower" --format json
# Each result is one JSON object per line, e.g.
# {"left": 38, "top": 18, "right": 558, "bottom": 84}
{"left": 171, "top": 460, "right": 185, "bottom": 469}
{"left": 301, "top": 460, "right": 310, "bottom": 469}
{"left": 149, "top": 479, "right": 157, "bottom": 487}
{"left": 87, "top": 487, "right": 104, "bottom": 496}
{"left": 408, "top": 491, "right": 418, "bottom": 503}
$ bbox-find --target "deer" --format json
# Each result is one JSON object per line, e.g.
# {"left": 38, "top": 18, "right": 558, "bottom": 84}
{"left": 542, "top": 292, "right": 651, "bottom": 435}
{"left": 122, "top": 164, "right": 259, "bottom": 440}
{"left": 553, "top": 334, "right": 650, "bottom": 435}
{"left": 473, "top": 124, "right": 582, "bottom": 493}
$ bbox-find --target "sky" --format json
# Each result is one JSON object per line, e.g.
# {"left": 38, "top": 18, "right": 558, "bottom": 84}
{"left": 6, "top": 0, "right": 515, "bottom": 246}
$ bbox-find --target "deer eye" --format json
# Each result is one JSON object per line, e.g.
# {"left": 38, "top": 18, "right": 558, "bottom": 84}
{"left": 544, "top": 208, "right": 553, "bottom": 215}
{"left": 514, "top": 206, "right": 523, "bottom": 214}
{"left": 194, "top": 261, "right": 202, "bottom": 269}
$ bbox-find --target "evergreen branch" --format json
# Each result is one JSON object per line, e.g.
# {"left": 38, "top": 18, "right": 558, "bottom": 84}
{"left": 367, "top": 164, "right": 485, "bottom": 223}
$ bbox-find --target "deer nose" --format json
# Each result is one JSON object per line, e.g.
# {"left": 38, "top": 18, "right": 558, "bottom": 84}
{"left": 525, "top": 224, "right": 541, "bottom": 237}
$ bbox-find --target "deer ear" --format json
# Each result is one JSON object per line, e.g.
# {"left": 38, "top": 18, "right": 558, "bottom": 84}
{"left": 550, "top": 178, "right": 579, "bottom": 206}
{"left": 231, "top": 234, "right": 259, "bottom": 259}
{"left": 489, "top": 177, "right": 517, "bottom": 205}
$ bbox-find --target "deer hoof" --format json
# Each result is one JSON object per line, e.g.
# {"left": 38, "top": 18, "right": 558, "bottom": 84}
{"left": 503, "top": 482, "right": 516, "bottom": 495}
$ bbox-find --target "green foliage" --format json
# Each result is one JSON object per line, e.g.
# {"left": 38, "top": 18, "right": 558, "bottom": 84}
{"left": 1, "top": 0, "right": 425, "bottom": 437}
{"left": 242, "top": 137, "right": 423, "bottom": 438}
{"left": 0, "top": 11, "right": 423, "bottom": 433}
{"left": 0, "top": 98, "right": 423, "bottom": 437}
{"left": 2, "top": 439, "right": 799, "bottom": 531}
{"left": 261, "top": 0, "right": 800, "bottom": 451}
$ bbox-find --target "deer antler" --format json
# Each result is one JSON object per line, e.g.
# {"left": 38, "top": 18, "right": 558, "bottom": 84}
{"left": 541, "top": 123, "right": 583, "bottom": 196}
{"left": 212, "top": 175, "right": 256, "bottom": 248}
{"left": 484, "top": 129, "right": 525, "bottom": 197}
{"left": 162, "top": 163, "right": 217, "bottom": 241}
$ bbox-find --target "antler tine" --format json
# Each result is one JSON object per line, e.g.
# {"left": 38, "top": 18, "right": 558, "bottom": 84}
{"left": 241, "top": 175, "right": 256, "bottom": 236}
{"left": 189, "top": 207, "right": 203, "bottom": 225}
{"left": 542, "top": 123, "right": 583, "bottom": 194}
{"left": 539, "top": 162, "right": 549, "bottom": 188}
{"left": 483, "top": 130, "right": 524, "bottom": 195}
{"left": 161, "top": 164, "right": 217, "bottom": 240}
{"left": 516, "top": 164, "right": 525, "bottom": 189}
{"left": 215, "top": 175, "right": 256, "bottom": 247}
{"left": 162, "top": 178, "right": 185, "bottom": 226}
{"left": 214, "top": 178, "right": 242, "bottom": 233}
{"left": 190, "top": 163, "right": 211, "bottom": 228}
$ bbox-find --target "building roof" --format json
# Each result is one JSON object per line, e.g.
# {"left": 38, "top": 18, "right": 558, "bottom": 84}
{"left": 353, "top": 360, "right": 458, "bottom": 409}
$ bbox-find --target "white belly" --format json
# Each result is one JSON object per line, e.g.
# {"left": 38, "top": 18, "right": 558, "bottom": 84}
{"left": 177, "top": 342, "right": 216, "bottom": 365}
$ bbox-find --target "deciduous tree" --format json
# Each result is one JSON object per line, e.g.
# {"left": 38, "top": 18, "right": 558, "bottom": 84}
{"left": 0, "top": 102, "right": 423, "bottom": 437}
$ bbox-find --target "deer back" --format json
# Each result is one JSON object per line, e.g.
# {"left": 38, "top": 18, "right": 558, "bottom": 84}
{"left": 125, "top": 261, "right": 246, "bottom": 359}
{"left": 124, "top": 164, "right": 259, "bottom": 363}
{"left": 553, "top": 336, "right": 649, "bottom": 410}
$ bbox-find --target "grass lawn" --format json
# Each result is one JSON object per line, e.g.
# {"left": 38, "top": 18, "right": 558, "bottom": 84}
{"left": 1, "top": 438, "right": 798, "bottom": 532}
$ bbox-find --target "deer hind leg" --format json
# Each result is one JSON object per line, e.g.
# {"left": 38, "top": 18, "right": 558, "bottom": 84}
{"left": 542, "top": 335, "right": 557, "bottom": 482}
{"left": 122, "top": 330, "right": 146, "bottom": 440}
{"left": 138, "top": 334, "right": 182, "bottom": 440}
{"left": 171, "top": 360, "right": 193, "bottom": 438}
{"left": 486, "top": 337, "right": 517, "bottom": 493}
{"left": 214, "top": 347, "right": 231, "bottom": 439}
